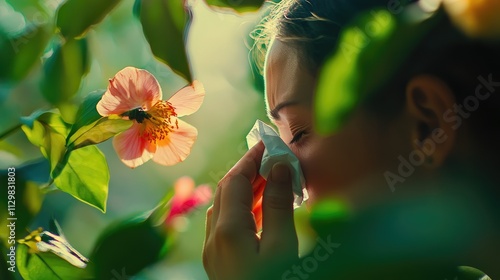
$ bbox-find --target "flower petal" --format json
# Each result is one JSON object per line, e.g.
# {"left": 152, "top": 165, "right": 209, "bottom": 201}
{"left": 173, "top": 176, "right": 196, "bottom": 201}
{"left": 167, "top": 80, "right": 205, "bottom": 117}
{"left": 166, "top": 182, "right": 212, "bottom": 225}
{"left": 113, "top": 122, "right": 156, "bottom": 168}
{"left": 192, "top": 184, "right": 213, "bottom": 206}
{"left": 97, "top": 67, "right": 162, "bottom": 116}
{"left": 152, "top": 119, "right": 197, "bottom": 166}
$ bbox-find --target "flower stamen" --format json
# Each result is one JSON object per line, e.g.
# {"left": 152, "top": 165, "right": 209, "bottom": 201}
{"left": 141, "top": 101, "right": 178, "bottom": 143}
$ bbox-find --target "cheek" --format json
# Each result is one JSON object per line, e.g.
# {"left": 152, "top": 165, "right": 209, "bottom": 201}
{"left": 292, "top": 136, "right": 337, "bottom": 202}
{"left": 294, "top": 131, "right": 384, "bottom": 203}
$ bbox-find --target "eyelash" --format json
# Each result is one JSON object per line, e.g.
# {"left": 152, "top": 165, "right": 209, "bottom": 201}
{"left": 289, "top": 130, "right": 307, "bottom": 145}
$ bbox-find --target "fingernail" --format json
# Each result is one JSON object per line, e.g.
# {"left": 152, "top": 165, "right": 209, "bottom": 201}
{"left": 270, "top": 162, "right": 291, "bottom": 184}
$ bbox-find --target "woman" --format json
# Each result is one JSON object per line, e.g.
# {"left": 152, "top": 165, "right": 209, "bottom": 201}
{"left": 203, "top": 0, "right": 500, "bottom": 279}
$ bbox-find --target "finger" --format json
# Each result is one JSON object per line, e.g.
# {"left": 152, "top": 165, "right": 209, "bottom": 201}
{"left": 217, "top": 174, "right": 259, "bottom": 254}
{"left": 212, "top": 141, "right": 264, "bottom": 239}
{"left": 210, "top": 185, "right": 222, "bottom": 240}
{"left": 204, "top": 206, "right": 213, "bottom": 244}
{"left": 260, "top": 162, "right": 298, "bottom": 255}
{"left": 222, "top": 141, "right": 264, "bottom": 184}
{"left": 202, "top": 207, "right": 213, "bottom": 277}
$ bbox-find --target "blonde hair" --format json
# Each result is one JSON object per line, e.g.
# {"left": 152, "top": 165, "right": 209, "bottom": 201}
{"left": 251, "top": 0, "right": 337, "bottom": 74}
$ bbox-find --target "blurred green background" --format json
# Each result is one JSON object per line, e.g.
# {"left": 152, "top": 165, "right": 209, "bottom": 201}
{"left": 0, "top": 0, "right": 291, "bottom": 278}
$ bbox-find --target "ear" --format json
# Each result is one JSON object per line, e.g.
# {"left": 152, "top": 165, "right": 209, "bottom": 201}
{"left": 405, "top": 75, "right": 457, "bottom": 168}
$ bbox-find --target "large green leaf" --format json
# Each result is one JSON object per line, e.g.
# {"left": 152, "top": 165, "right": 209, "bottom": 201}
{"left": 21, "top": 111, "right": 110, "bottom": 212}
{"left": 0, "top": 25, "right": 50, "bottom": 82}
{"left": 40, "top": 38, "right": 90, "bottom": 105}
{"left": 205, "top": 0, "right": 265, "bottom": 13}
{"left": 90, "top": 212, "right": 169, "bottom": 279}
{"left": 314, "top": 9, "right": 439, "bottom": 134}
{"left": 137, "top": 0, "right": 192, "bottom": 82}
{"left": 52, "top": 146, "right": 109, "bottom": 212}
{"left": 21, "top": 112, "right": 70, "bottom": 173}
{"left": 56, "top": 0, "right": 122, "bottom": 39}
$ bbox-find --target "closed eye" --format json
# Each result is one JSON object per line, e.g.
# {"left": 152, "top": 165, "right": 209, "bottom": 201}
{"left": 289, "top": 131, "right": 306, "bottom": 145}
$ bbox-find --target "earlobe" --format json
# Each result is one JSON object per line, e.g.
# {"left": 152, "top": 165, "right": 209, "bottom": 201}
{"left": 405, "top": 75, "right": 457, "bottom": 168}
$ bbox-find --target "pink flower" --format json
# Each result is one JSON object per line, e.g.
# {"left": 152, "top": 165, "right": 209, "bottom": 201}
{"left": 165, "top": 176, "right": 212, "bottom": 226}
{"left": 96, "top": 67, "right": 205, "bottom": 168}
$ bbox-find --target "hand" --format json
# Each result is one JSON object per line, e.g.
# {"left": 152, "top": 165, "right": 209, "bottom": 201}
{"left": 203, "top": 141, "right": 299, "bottom": 280}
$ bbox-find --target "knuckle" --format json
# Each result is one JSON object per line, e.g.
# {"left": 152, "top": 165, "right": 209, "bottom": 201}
{"left": 217, "top": 177, "right": 228, "bottom": 189}
{"left": 218, "top": 174, "right": 246, "bottom": 189}
{"left": 206, "top": 206, "right": 213, "bottom": 217}
{"left": 214, "top": 223, "right": 240, "bottom": 242}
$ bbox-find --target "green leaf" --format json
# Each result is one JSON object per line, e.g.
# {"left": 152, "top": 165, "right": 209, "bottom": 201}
{"left": 69, "top": 118, "right": 132, "bottom": 150}
{"left": 0, "top": 24, "right": 50, "bottom": 82}
{"left": 40, "top": 38, "right": 90, "bottom": 105}
{"left": 56, "top": 0, "right": 122, "bottom": 39}
{"left": 52, "top": 146, "right": 109, "bottom": 212}
{"left": 0, "top": 141, "right": 22, "bottom": 158}
{"left": 206, "top": 0, "right": 265, "bottom": 13}
{"left": 456, "top": 266, "right": 490, "bottom": 279}
{"left": 149, "top": 187, "right": 175, "bottom": 226}
{"left": 90, "top": 212, "right": 168, "bottom": 279}
{"left": 38, "top": 112, "right": 71, "bottom": 137}
{"left": 138, "top": 0, "right": 192, "bottom": 82}
{"left": 21, "top": 111, "right": 110, "bottom": 212}
{"left": 314, "top": 9, "right": 439, "bottom": 134}
{"left": 65, "top": 89, "right": 130, "bottom": 149}
{"left": 67, "top": 90, "right": 105, "bottom": 140}
{"left": 5, "top": 0, "right": 49, "bottom": 16}
{"left": 21, "top": 112, "right": 70, "bottom": 173}
{"left": 20, "top": 109, "right": 49, "bottom": 130}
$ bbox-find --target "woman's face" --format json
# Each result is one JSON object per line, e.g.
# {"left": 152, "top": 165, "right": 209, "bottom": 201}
{"left": 265, "top": 40, "right": 411, "bottom": 206}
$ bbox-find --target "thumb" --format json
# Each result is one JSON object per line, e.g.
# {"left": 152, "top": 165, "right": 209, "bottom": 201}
{"left": 260, "top": 162, "right": 297, "bottom": 254}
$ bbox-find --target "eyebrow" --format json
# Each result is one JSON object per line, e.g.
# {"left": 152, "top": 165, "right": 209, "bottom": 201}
{"left": 269, "top": 100, "right": 299, "bottom": 120}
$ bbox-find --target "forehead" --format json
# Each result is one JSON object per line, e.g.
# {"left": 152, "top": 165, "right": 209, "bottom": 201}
{"left": 264, "top": 40, "right": 315, "bottom": 111}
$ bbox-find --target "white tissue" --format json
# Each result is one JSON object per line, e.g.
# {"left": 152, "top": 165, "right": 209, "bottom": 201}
{"left": 246, "top": 120, "right": 308, "bottom": 208}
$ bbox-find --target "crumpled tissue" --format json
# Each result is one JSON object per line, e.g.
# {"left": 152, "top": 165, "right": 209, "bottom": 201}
{"left": 246, "top": 120, "right": 308, "bottom": 208}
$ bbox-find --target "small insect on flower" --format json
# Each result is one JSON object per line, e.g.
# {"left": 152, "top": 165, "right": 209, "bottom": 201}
{"left": 96, "top": 67, "right": 205, "bottom": 168}
{"left": 122, "top": 107, "right": 149, "bottom": 123}
{"left": 18, "top": 227, "right": 89, "bottom": 268}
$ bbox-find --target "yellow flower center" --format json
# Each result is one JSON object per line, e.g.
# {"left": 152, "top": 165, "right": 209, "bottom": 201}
{"left": 141, "top": 101, "right": 178, "bottom": 143}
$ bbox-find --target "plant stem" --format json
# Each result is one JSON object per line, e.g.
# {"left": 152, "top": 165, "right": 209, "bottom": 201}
{"left": 40, "top": 180, "right": 58, "bottom": 194}
{"left": 0, "top": 124, "right": 22, "bottom": 140}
